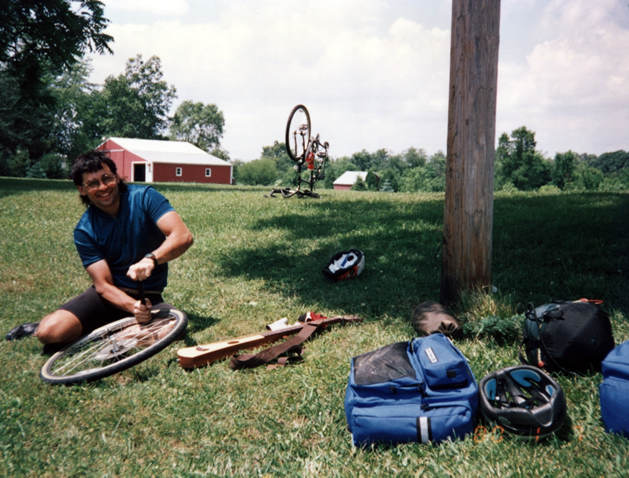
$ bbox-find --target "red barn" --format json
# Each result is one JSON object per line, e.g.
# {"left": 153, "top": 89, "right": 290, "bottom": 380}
{"left": 96, "top": 137, "right": 232, "bottom": 184}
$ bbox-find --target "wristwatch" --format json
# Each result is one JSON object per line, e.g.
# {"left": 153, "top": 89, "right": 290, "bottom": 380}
{"left": 144, "top": 253, "right": 159, "bottom": 267}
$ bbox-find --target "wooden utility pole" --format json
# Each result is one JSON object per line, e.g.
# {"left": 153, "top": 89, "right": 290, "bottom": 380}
{"left": 440, "top": 0, "right": 501, "bottom": 305}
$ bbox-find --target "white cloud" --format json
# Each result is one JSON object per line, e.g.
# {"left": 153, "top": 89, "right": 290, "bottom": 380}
{"left": 90, "top": 0, "right": 628, "bottom": 160}
{"left": 497, "top": 0, "right": 629, "bottom": 154}
{"left": 103, "top": 0, "right": 189, "bottom": 16}
{"left": 91, "top": 1, "right": 451, "bottom": 159}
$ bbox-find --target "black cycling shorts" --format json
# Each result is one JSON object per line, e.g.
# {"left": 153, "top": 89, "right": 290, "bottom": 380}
{"left": 59, "top": 286, "right": 169, "bottom": 334}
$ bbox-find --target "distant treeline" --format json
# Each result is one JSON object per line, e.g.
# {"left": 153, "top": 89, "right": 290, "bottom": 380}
{"left": 234, "top": 126, "right": 629, "bottom": 193}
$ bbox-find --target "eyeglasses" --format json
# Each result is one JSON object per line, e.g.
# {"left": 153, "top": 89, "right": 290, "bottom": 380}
{"left": 83, "top": 174, "right": 117, "bottom": 191}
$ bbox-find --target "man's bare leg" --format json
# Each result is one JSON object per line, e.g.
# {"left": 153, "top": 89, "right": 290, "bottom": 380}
{"left": 36, "top": 310, "right": 83, "bottom": 345}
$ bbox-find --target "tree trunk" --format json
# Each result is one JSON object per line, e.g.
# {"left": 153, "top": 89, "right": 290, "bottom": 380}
{"left": 440, "top": 0, "right": 501, "bottom": 305}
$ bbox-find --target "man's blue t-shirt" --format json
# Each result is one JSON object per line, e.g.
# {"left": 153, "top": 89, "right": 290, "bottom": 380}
{"left": 74, "top": 184, "right": 175, "bottom": 292}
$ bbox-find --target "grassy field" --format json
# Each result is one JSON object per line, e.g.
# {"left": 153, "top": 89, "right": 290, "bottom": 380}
{"left": 1, "top": 177, "right": 628, "bottom": 477}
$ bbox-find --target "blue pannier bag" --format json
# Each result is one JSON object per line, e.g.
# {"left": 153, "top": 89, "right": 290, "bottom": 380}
{"left": 344, "top": 333, "right": 478, "bottom": 446}
{"left": 600, "top": 341, "right": 629, "bottom": 437}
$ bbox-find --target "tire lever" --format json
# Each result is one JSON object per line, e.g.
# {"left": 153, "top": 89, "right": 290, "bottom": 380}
{"left": 138, "top": 281, "right": 146, "bottom": 305}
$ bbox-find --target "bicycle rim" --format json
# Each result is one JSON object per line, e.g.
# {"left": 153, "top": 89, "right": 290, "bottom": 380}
{"left": 285, "top": 104, "right": 311, "bottom": 162}
{"left": 40, "top": 308, "right": 187, "bottom": 385}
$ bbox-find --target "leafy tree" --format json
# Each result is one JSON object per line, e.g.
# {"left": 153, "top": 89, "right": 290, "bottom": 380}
{"left": 2, "top": 148, "right": 30, "bottom": 177}
{"left": 261, "top": 141, "right": 292, "bottom": 172}
{"left": 170, "top": 100, "right": 225, "bottom": 152}
{"left": 26, "top": 162, "right": 46, "bottom": 178}
{"left": 403, "top": 147, "right": 428, "bottom": 168}
{"left": 49, "top": 58, "right": 100, "bottom": 159}
{"left": 551, "top": 151, "right": 577, "bottom": 190}
{"left": 235, "top": 158, "right": 278, "bottom": 185}
{"left": 349, "top": 148, "right": 391, "bottom": 172}
{"left": 379, "top": 168, "right": 399, "bottom": 192}
{"left": 99, "top": 55, "right": 176, "bottom": 139}
{"left": 371, "top": 148, "right": 391, "bottom": 171}
{"left": 0, "top": 71, "right": 24, "bottom": 162}
{"left": 352, "top": 176, "right": 367, "bottom": 191}
{"left": 366, "top": 170, "right": 380, "bottom": 190}
{"left": 400, "top": 166, "right": 441, "bottom": 192}
{"left": 0, "top": 1, "right": 112, "bottom": 74}
{"left": 399, "top": 167, "right": 428, "bottom": 192}
{"left": 569, "top": 162, "right": 604, "bottom": 190}
{"left": 350, "top": 150, "right": 372, "bottom": 171}
{"left": 598, "top": 168, "right": 629, "bottom": 191}
{"left": 380, "top": 179, "right": 394, "bottom": 192}
{"left": 588, "top": 150, "right": 629, "bottom": 174}
{"left": 250, "top": 141, "right": 293, "bottom": 186}
{"left": 495, "top": 127, "right": 551, "bottom": 190}
{"left": 0, "top": 0, "right": 112, "bottom": 163}
{"left": 386, "top": 154, "right": 408, "bottom": 175}
{"left": 494, "top": 132, "right": 511, "bottom": 189}
{"left": 399, "top": 152, "right": 446, "bottom": 192}
{"left": 428, "top": 151, "right": 446, "bottom": 174}
{"left": 38, "top": 152, "right": 68, "bottom": 178}
{"left": 210, "top": 146, "right": 230, "bottom": 161}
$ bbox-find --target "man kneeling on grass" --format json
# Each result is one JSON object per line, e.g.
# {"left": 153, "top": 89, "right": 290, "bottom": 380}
{"left": 6, "top": 151, "right": 193, "bottom": 347}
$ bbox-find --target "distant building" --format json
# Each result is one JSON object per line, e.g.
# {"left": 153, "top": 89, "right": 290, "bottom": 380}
{"left": 96, "top": 137, "right": 232, "bottom": 184}
{"left": 333, "top": 171, "right": 369, "bottom": 190}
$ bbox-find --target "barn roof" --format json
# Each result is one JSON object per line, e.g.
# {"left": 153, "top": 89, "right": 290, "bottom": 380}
{"left": 333, "top": 171, "right": 368, "bottom": 185}
{"left": 102, "top": 137, "right": 231, "bottom": 166}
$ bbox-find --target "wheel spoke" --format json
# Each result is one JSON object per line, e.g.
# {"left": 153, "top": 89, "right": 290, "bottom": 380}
{"left": 42, "top": 313, "right": 184, "bottom": 383}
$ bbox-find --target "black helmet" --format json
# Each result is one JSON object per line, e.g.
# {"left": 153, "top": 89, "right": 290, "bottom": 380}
{"left": 479, "top": 365, "right": 566, "bottom": 439}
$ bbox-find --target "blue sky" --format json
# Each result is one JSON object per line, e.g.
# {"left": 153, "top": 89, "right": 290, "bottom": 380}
{"left": 87, "top": 0, "right": 629, "bottom": 161}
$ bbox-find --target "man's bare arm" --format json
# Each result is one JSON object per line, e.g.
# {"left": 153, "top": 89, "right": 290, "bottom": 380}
{"left": 127, "top": 211, "right": 194, "bottom": 282}
{"left": 86, "top": 260, "right": 152, "bottom": 322}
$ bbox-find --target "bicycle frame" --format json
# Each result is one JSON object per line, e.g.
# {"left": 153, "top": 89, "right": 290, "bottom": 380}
{"left": 270, "top": 105, "right": 329, "bottom": 198}
{"left": 294, "top": 133, "right": 329, "bottom": 196}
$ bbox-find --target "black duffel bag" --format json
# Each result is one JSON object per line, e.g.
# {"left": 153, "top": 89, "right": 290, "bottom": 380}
{"left": 521, "top": 299, "right": 614, "bottom": 373}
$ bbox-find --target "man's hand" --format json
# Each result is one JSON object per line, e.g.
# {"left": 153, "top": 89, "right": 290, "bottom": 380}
{"left": 127, "top": 257, "right": 155, "bottom": 282}
{"left": 134, "top": 297, "right": 153, "bottom": 324}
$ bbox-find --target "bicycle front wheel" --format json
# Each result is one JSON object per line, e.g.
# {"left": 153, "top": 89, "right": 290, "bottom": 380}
{"left": 40, "top": 308, "right": 187, "bottom": 385}
{"left": 285, "top": 104, "right": 311, "bottom": 162}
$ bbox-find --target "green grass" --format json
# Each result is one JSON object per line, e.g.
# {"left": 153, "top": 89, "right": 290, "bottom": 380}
{"left": 1, "top": 177, "right": 628, "bottom": 477}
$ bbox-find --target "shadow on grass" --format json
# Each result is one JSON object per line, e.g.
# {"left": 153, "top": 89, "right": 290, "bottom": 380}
{"left": 219, "top": 196, "right": 446, "bottom": 321}
{"left": 216, "top": 192, "right": 629, "bottom": 318}
{"left": 0, "top": 177, "right": 76, "bottom": 199}
{"left": 492, "top": 192, "right": 629, "bottom": 311}
{"left": 0, "top": 177, "right": 264, "bottom": 200}
{"left": 153, "top": 182, "right": 266, "bottom": 194}
{"left": 181, "top": 313, "right": 221, "bottom": 345}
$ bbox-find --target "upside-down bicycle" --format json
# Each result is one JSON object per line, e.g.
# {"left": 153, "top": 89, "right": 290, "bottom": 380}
{"left": 40, "top": 287, "right": 187, "bottom": 385}
{"left": 269, "top": 104, "right": 330, "bottom": 198}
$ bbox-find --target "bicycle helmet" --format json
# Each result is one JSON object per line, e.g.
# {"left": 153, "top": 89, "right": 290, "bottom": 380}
{"left": 479, "top": 365, "right": 566, "bottom": 439}
{"left": 322, "top": 249, "right": 365, "bottom": 282}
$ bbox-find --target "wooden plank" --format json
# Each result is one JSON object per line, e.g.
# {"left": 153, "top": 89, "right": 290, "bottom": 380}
{"left": 177, "top": 315, "right": 362, "bottom": 369}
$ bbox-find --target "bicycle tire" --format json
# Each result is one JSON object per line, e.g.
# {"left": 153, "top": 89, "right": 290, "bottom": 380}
{"left": 40, "top": 308, "right": 187, "bottom": 385}
{"left": 285, "top": 104, "right": 311, "bottom": 162}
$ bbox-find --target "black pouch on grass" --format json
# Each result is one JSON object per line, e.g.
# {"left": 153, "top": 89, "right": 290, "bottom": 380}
{"left": 521, "top": 300, "right": 614, "bottom": 373}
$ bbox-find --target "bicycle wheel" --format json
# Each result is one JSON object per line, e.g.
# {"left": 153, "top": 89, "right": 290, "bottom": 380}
{"left": 285, "top": 104, "right": 311, "bottom": 162}
{"left": 40, "top": 308, "right": 187, "bottom": 385}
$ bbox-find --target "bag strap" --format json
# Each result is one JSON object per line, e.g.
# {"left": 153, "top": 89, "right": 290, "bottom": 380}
{"left": 520, "top": 303, "right": 554, "bottom": 369}
{"left": 229, "top": 323, "right": 319, "bottom": 370}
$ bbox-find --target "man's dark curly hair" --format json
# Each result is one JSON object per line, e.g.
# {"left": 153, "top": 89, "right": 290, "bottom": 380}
{"left": 70, "top": 150, "right": 126, "bottom": 206}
